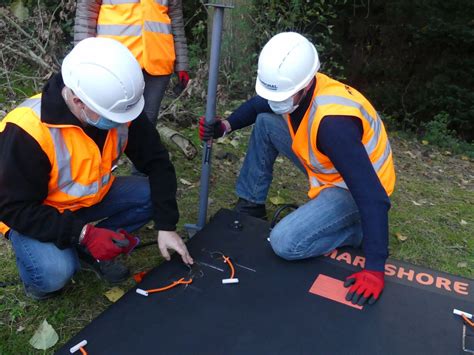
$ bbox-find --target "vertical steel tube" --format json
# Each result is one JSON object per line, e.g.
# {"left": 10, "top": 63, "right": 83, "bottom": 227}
{"left": 196, "top": 6, "right": 225, "bottom": 229}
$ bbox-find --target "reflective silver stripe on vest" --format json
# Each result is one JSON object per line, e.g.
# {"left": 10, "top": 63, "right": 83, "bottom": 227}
{"left": 102, "top": 0, "right": 139, "bottom": 4}
{"left": 49, "top": 128, "right": 101, "bottom": 197}
{"left": 18, "top": 97, "right": 41, "bottom": 116}
{"left": 144, "top": 21, "right": 171, "bottom": 34}
{"left": 315, "top": 95, "right": 381, "bottom": 155}
{"left": 306, "top": 95, "right": 385, "bottom": 175}
{"left": 112, "top": 124, "right": 129, "bottom": 167}
{"left": 101, "top": 0, "right": 168, "bottom": 6}
{"left": 306, "top": 98, "right": 338, "bottom": 174}
{"left": 97, "top": 24, "right": 142, "bottom": 36}
{"left": 373, "top": 140, "right": 392, "bottom": 172}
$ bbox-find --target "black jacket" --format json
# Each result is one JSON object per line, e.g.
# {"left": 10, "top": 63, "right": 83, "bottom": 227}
{"left": 0, "top": 73, "right": 179, "bottom": 248}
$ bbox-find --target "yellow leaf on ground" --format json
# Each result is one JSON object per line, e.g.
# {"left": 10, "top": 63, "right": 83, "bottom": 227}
{"left": 104, "top": 287, "right": 125, "bottom": 303}
{"left": 29, "top": 320, "right": 58, "bottom": 350}
{"left": 395, "top": 232, "right": 408, "bottom": 242}
{"left": 269, "top": 195, "right": 286, "bottom": 205}
{"left": 421, "top": 140, "right": 429, "bottom": 145}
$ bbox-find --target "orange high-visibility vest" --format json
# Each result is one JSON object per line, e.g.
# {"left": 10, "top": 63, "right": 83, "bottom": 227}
{"left": 97, "top": 0, "right": 175, "bottom": 75}
{"left": 0, "top": 94, "right": 129, "bottom": 235}
{"left": 288, "top": 73, "right": 396, "bottom": 199}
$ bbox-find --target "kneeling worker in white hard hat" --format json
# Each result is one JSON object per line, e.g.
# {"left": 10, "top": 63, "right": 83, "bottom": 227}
{"left": 0, "top": 37, "right": 193, "bottom": 300}
{"left": 199, "top": 32, "right": 396, "bottom": 306}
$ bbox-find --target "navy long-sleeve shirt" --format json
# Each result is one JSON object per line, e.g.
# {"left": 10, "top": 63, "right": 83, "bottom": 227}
{"left": 226, "top": 92, "right": 390, "bottom": 271}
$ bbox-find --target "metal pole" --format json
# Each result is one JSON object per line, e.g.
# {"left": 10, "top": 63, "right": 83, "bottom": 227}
{"left": 185, "top": 3, "right": 233, "bottom": 236}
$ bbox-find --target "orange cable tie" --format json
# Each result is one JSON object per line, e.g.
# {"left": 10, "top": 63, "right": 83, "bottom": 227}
{"left": 223, "top": 256, "right": 235, "bottom": 279}
{"left": 462, "top": 314, "right": 474, "bottom": 328}
{"left": 146, "top": 278, "right": 193, "bottom": 294}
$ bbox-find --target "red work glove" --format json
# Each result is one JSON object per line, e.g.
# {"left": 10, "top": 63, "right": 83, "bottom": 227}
{"left": 178, "top": 71, "right": 190, "bottom": 88}
{"left": 199, "top": 116, "right": 227, "bottom": 141}
{"left": 344, "top": 270, "right": 385, "bottom": 306}
{"left": 80, "top": 224, "right": 129, "bottom": 261}
{"left": 117, "top": 229, "right": 140, "bottom": 255}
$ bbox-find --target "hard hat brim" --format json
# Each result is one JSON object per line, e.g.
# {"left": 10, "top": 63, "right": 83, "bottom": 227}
{"left": 255, "top": 79, "right": 295, "bottom": 102}
{"left": 98, "top": 95, "right": 145, "bottom": 123}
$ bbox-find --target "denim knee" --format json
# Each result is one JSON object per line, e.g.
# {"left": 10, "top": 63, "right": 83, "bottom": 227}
{"left": 34, "top": 256, "right": 77, "bottom": 293}
{"left": 269, "top": 227, "right": 300, "bottom": 261}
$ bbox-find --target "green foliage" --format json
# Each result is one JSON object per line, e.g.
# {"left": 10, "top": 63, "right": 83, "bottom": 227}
{"left": 333, "top": 0, "right": 474, "bottom": 142}
{"left": 422, "top": 112, "right": 474, "bottom": 157}
{"left": 250, "top": 0, "right": 345, "bottom": 79}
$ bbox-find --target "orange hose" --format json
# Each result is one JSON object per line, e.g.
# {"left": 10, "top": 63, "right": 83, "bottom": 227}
{"left": 463, "top": 315, "right": 474, "bottom": 328}
{"left": 79, "top": 347, "right": 87, "bottom": 355}
{"left": 146, "top": 278, "right": 193, "bottom": 294}
{"left": 223, "top": 256, "right": 235, "bottom": 279}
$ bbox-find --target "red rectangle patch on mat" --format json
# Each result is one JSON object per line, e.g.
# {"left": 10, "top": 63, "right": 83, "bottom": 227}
{"left": 309, "top": 274, "right": 363, "bottom": 310}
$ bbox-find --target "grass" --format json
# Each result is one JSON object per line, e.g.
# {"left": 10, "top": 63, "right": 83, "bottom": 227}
{"left": 1, "top": 111, "right": 473, "bottom": 354}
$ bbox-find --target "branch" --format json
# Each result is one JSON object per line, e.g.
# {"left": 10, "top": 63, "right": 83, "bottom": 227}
{"left": 0, "top": 43, "right": 53, "bottom": 72}
{"left": 0, "top": 8, "right": 46, "bottom": 55}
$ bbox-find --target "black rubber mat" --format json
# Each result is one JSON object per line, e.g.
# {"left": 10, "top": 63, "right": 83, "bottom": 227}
{"left": 58, "top": 209, "right": 474, "bottom": 355}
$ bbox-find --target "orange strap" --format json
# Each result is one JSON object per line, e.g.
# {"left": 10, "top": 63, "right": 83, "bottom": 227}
{"left": 463, "top": 315, "right": 474, "bottom": 328}
{"left": 79, "top": 347, "right": 87, "bottom": 355}
{"left": 223, "top": 256, "right": 235, "bottom": 279}
{"left": 146, "top": 278, "right": 193, "bottom": 294}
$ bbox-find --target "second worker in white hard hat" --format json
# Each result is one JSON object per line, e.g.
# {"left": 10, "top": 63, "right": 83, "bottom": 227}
{"left": 199, "top": 32, "right": 396, "bottom": 306}
{"left": 0, "top": 37, "right": 193, "bottom": 300}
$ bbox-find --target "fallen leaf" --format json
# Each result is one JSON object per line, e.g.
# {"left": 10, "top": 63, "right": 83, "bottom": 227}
{"left": 411, "top": 200, "right": 422, "bottom": 206}
{"left": 461, "top": 156, "right": 469, "bottom": 161}
{"left": 421, "top": 140, "right": 429, "bottom": 145}
{"left": 17, "top": 325, "right": 25, "bottom": 332}
{"left": 275, "top": 157, "right": 284, "bottom": 163}
{"left": 29, "top": 320, "right": 58, "bottom": 350}
{"left": 179, "top": 178, "right": 192, "bottom": 186}
{"left": 104, "top": 287, "right": 125, "bottom": 303}
{"left": 395, "top": 232, "right": 408, "bottom": 242}
{"left": 230, "top": 139, "right": 239, "bottom": 148}
{"left": 269, "top": 195, "right": 286, "bottom": 205}
{"left": 404, "top": 150, "right": 417, "bottom": 159}
{"left": 457, "top": 262, "right": 468, "bottom": 268}
{"left": 460, "top": 220, "right": 468, "bottom": 226}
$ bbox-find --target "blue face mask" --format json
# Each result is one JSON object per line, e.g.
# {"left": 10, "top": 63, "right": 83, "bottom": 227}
{"left": 82, "top": 109, "right": 121, "bottom": 130}
{"left": 268, "top": 96, "right": 299, "bottom": 115}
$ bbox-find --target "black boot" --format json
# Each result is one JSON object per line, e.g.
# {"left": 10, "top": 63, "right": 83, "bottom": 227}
{"left": 234, "top": 198, "right": 267, "bottom": 220}
{"left": 77, "top": 247, "right": 130, "bottom": 284}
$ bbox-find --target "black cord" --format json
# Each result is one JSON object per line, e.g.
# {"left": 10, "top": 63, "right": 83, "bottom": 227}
{"left": 134, "top": 240, "right": 156, "bottom": 250}
{"left": 270, "top": 204, "right": 299, "bottom": 230}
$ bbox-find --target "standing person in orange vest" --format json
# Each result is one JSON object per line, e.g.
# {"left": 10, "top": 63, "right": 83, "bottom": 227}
{"left": 200, "top": 32, "right": 396, "bottom": 306}
{"left": 74, "top": 0, "right": 189, "bottom": 130}
{"left": 0, "top": 38, "right": 193, "bottom": 300}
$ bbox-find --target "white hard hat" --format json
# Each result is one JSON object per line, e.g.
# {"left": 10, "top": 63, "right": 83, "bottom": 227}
{"left": 62, "top": 37, "right": 145, "bottom": 123}
{"left": 255, "top": 32, "right": 320, "bottom": 102}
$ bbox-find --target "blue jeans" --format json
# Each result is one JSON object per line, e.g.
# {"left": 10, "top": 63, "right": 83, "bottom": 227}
{"left": 143, "top": 72, "right": 171, "bottom": 126}
{"left": 10, "top": 176, "right": 153, "bottom": 296}
{"left": 236, "top": 113, "right": 363, "bottom": 260}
